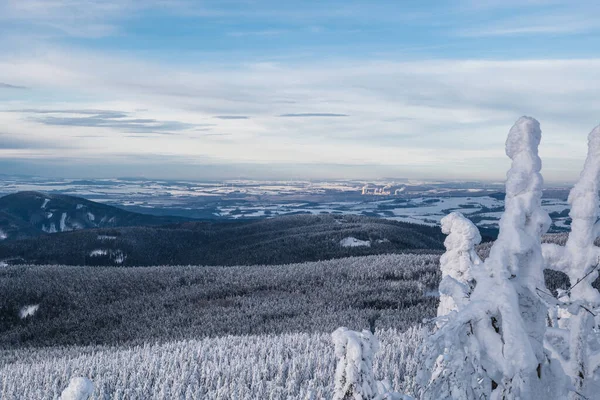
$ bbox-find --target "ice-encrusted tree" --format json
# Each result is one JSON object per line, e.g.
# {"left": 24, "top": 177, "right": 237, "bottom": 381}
{"left": 332, "top": 327, "right": 410, "bottom": 400}
{"left": 542, "top": 125, "right": 600, "bottom": 399}
{"left": 437, "top": 212, "right": 482, "bottom": 316}
{"left": 418, "top": 117, "right": 569, "bottom": 400}
{"left": 332, "top": 327, "right": 380, "bottom": 400}
{"left": 59, "top": 377, "right": 94, "bottom": 400}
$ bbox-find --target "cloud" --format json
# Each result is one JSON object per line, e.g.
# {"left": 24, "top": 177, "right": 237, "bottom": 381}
{"left": 0, "top": 132, "right": 69, "bottom": 150}
{"left": 15, "top": 109, "right": 128, "bottom": 117}
{"left": 456, "top": 2, "right": 600, "bottom": 37}
{"left": 227, "top": 30, "right": 288, "bottom": 37}
{"left": 279, "top": 113, "right": 349, "bottom": 118}
{"left": 0, "top": 82, "right": 27, "bottom": 89}
{"left": 460, "top": 17, "right": 600, "bottom": 37}
{"left": 1, "top": 44, "right": 600, "bottom": 181}
{"left": 214, "top": 116, "right": 250, "bottom": 120}
{"left": 13, "top": 109, "right": 198, "bottom": 134}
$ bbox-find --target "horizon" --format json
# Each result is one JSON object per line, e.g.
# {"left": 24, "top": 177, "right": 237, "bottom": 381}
{"left": 0, "top": 172, "right": 577, "bottom": 189}
{"left": 1, "top": 1, "right": 599, "bottom": 181}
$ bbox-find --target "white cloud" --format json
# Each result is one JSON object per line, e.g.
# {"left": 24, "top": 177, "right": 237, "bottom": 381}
{"left": 0, "top": 43, "right": 599, "bottom": 181}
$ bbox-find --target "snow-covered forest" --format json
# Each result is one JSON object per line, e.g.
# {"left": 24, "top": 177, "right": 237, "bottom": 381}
{"left": 0, "top": 327, "right": 424, "bottom": 399}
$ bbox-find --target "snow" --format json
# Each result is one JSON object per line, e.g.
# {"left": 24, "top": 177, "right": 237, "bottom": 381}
{"left": 420, "top": 117, "right": 569, "bottom": 399}
{"left": 89, "top": 249, "right": 126, "bottom": 264}
{"left": 332, "top": 328, "right": 380, "bottom": 400}
{"left": 41, "top": 198, "right": 50, "bottom": 209}
{"left": 59, "top": 377, "right": 94, "bottom": 400}
{"left": 113, "top": 250, "right": 127, "bottom": 264}
{"left": 0, "top": 229, "right": 7, "bottom": 240}
{"left": 60, "top": 213, "right": 69, "bottom": 231}
{"left": 42, "top": 223, "right": 57, "bottom": 233}
{"left": 76, "top": 204, "right": 84, "bottom": 210}
{"left": 332, "top": 328, "right": 410, "bottom": 400}
{"left": 87, "top": 212, "right": 95, "bottom": 222}
{"left": 19, "top": 304, "right": 39, "bottom": 319}
{"left": 541, "top": 124, "right": 600, "bottom": 397}
{"left": 437, "top": 212, "right": 481, "bottom": 316}
{"left": 340, "top": 237, "right": 371, "bottom": 247}
{"left": 97, "top": 235, "right": 117, "bottom": 241}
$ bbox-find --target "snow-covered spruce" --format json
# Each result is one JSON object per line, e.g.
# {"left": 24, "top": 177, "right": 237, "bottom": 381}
{"left": 332, "top": 328, "right": 380, "bottom": 400}
{"left": 437, "top": 212, "right": 482, "bottom": 317}
{"left": 542, "top": 124, "right": 600, "bottom": 399}
{"left": 332, "top": 328, "right": 410, "bottom": 400}
{"left": 59, "top": 377, "right": 94, "bottom": 400}
{"left": 418, "top": 117, "right": 569, "bottom": 400}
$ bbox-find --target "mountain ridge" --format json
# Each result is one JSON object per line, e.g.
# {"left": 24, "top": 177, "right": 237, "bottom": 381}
{"left": 0, "top": 191, "right": 193, "bottom": 241}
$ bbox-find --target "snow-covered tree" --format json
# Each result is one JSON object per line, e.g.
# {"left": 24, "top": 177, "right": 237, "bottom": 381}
{"left": 332, "top": 327, "right": 380, "bottom": 400}
{"left": 419, "top": 116, "right": 569, "bottom": 400}
{"left": 437, "top": 212, "right": 482, "bottom": 316}
{"left": 59, "top": 377, "right": 94, "bottom": 400}
{"left": 332, "top": 327, "right": 412, "bottom": 400}
{"left": 542, "top": 124, "right": 600, "bottom": 399}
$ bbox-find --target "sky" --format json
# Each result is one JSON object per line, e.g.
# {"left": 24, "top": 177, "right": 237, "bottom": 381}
{"left": 0, "top": 0, "right": 599, "bottom": 182}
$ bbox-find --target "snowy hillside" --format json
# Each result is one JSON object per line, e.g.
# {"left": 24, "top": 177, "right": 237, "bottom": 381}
{"left": 0, "top": 191, "right": 190, "bottom": 240}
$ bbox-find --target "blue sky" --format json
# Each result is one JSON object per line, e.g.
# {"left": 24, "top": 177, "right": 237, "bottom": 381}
{"left": 0, "top": 0, "right": 599, "bottom": 182}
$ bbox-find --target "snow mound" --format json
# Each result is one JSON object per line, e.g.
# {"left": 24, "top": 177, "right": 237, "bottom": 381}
{"left": 97, "top": 235, "right": 117, "bottom": 241}
{"left": 19, "top": 304, "right": 39, "bottom": 319}
{"left": 60, "top": 377, "right": 94, "bottom": 400}
{"left": 89, "top": 249, "right": 127, "bottom": 264}
{"left": 340, "top": 237, "right": 371, "bottom": 247}
{"left": 0, "top": 229, "right": 7, "bottom": 240}
{"left": 41, "top": 198, "right": 50, "bottom": 209}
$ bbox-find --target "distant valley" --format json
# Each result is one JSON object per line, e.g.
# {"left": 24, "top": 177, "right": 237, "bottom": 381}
{"left": 0, "top": 176, "right": 573, "bottom": 236}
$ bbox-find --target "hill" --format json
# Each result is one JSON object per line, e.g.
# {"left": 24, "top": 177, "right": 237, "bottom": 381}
{"left": 0, "top": 214, "right": 445, "bottom": 266}
{"left": 0, "top": 191, "right": 192, "bottom": 241}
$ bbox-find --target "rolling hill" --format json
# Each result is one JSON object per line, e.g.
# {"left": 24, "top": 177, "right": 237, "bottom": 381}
{"left": 0, "top": 214, "right": 445, "bottom": 266}
{"left": 0, "top": 191, "right": 192, "bottom": 241}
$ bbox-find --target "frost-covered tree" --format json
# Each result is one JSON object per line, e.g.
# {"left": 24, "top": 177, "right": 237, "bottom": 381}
{"left": 437, "top": 212, "right": 482, "bottom": 316}
{"left": 542, "top": 124, "right": 600, "bottom": 399}
{"left": 332, "top": 327, "right": 380, "bottom": 400}
{"left": 59, "top": 377, "right": 94, "bottom": 400}
{"left": 419, "top": 117, "right": 569, "bottom": 400}
{"left": 332, "top": 327, "right": 411, "bottom": 400}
